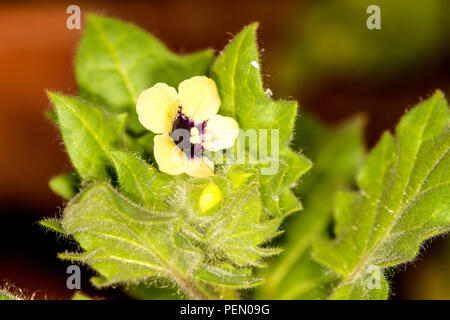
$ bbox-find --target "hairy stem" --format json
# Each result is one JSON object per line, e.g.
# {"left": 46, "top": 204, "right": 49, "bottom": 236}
{"left": 171, "top": 271, "right": 216, "bottom": 300}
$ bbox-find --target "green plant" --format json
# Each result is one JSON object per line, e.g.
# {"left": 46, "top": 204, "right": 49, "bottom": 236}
{"left": 3, "top": 14, "right": 448, "bottom": 300}
{"left": 42, "top": 15, "right": 310, "bottom": 300}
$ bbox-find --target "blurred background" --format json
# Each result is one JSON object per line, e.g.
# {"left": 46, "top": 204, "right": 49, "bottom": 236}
{"left": 0, "top": 0, "right": 448, "bottom": 299}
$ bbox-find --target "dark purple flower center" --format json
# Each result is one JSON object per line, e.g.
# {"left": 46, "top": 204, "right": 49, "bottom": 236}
{"left": 171, "top": 108, "right": 206, "bottom": 158}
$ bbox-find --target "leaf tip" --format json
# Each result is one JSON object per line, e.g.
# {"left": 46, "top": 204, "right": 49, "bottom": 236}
{"left": 39, "top": 218, "right": 65, "bottom": 234}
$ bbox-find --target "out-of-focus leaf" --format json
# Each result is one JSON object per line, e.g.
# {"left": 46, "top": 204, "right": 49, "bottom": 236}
{"left": 48, "top": 92, "right": 127, "bottom": 181}
{"left": 277, "top": 0, "right": 446, "bottom": 92}
{"left": 49, "top": 172, "right": 80, "bottom": 200}
{"left": 124, "top": 132, "right": 155, "bottom": 162}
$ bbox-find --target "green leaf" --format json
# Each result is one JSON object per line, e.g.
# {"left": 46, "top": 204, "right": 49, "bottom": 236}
{"left": 210, "top": 23, "right": 311, "bottom": 218}
{"left": 195, "top": 263, "right": 263, "bottom": 288}
{"left": 313, "top": 91, "right": 450, "bottom": 299}
{"left": 58, "top": 164, "right": 286, "bottom": 296}
{"left": 174, "top": 165, "right": 283, "bottom": 269}
{"left": 110, "top": 150, "right": 178, "bottom": 211}
{"left": 211, "top": 23, "right": 295, "bottom": 146}
{"left": 40, "top": 218, "right": 65, "bottom": 234}
{"left": 59, "top": 183, "right": 212, "bottom": 298}
{"left": 76, "top": 14, "right": 214, "bottom": 133}
{"left": 258, "top": 115, "right": 366, "bottom": 299}
{"left": 48, "top": 92, "right": 127, "bottom": 181}
{"left": 207, "top": 176, "right": 281, "bottom": 267}
{"left": 49, "top": 172, "right": 80, "bottom": 199}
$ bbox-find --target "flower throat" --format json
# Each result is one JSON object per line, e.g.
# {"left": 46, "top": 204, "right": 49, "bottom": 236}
{"left": 171, "top": 109, "right": 205, "bottom": 158}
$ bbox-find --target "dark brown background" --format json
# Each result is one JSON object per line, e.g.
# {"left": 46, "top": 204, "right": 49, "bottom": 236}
{"left": 0, "top": 0, "right": 448, "bottom": 299}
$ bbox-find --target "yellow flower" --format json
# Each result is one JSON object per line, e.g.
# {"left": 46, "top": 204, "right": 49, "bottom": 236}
{"left": 136, "top": 76, "right": 239, "bottom": 177}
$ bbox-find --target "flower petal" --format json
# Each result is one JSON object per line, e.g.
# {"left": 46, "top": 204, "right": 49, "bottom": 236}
{"left": 136, "top": 83, "right": 179, "bottom": 134}
{"left": 154, "top": 134, "right": 186, "bottom": 175}
{"left": 178, "top": 76, "right": 220, "bottom": 122}
{"left": 185, "top": 157, "right": 214, "bottom": 177}
{"left": 203, "top": 114, "right": 239, "bottom": 152}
